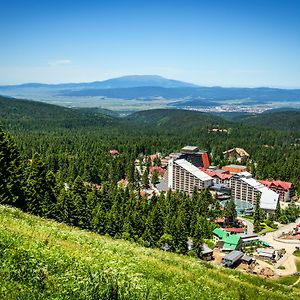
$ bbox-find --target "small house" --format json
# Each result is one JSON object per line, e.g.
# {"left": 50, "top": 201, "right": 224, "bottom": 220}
{"left": 222, "top": 235, "right": 242, "bottom": 251}
{"left": 212, "top": 228, "right": 228, "bottom": 243}
{"left": 223, "top": 148, "right": 250, "bottom": 163}
{"left": 200, "top": 245, "right": 214, "bottom": 261}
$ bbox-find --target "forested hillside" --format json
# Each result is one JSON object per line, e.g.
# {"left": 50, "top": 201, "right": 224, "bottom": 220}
{"left": 240, "top": 110, "right": 300, "bottom": 131}
{"left": 1, "top": 96, "right": 300, "bottom": 189}
{"left": 126, "top": 108, "right": 229, "bottom": 128}
{"left": 0, "top": 96, "right": 114, "bottom": 130}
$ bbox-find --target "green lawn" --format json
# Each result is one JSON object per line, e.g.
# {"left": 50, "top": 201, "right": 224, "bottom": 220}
{"left": 258, "top": 223, "right": 277, "bottom": 235}
{"left": 0, "top": 205, "right": 299, "bottom": 300}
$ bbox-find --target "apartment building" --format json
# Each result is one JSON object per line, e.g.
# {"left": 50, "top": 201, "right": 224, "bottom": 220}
{"left": 168, "top": 158, "right": 213, "bottom": 194}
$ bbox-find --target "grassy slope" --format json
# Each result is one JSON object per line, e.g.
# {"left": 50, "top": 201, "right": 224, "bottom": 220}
{"left": 0, "top": 206, "right": 299, "bottom": 300}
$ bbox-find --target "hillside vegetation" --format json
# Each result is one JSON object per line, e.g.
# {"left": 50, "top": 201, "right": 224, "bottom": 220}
{"left": 0, "top": 96, "right": 114, "bottom": 130}
{"left": 127, "top": 108, "right": 229, "bottom": 128}
{"left": 240, "top": 110, "right": 300, "bottom": 131}
{"left": 0, "top": 205, "right": 299, "bottom": 300}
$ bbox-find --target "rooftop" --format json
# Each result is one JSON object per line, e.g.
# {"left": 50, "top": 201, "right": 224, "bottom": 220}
{"left": 223, "top": 148, "right": 250, "bottom": 157}
{"left": 181, "top": 145, "right": 199, "bottom": 152}
{"left": 223, "top": 164, "right": 247, "bottom": 169}
{"left": 223, "top": 250, "right": 244, "bottom": 261}
{"left": 224, "top": 234, "right": 241, "bottom": 245}
{"left": 258, "top": 179, "right": 294, "bottom": 191}
{"left": 175, "top": 159, "right": 213, "bottom": 182}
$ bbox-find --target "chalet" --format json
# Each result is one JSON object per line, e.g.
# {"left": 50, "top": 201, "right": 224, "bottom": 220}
{"left": 212, "top": 227, "right": 227, "bottom": 243}
{"left": 212, "top": 228, "right": 242, "bottom": 251}
{"left": 223, "top": 148, "right": 250, "bottom": 163}
{"left": 258, "top": 179, "right": 295, "bottom": 202}
{"left": 222, "top": 235, "right": 242, "bottom": 251}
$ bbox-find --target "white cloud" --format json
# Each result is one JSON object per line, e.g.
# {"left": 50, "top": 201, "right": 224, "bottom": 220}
{"left": 48, "top": 59, "right": 72, "bottom": 67}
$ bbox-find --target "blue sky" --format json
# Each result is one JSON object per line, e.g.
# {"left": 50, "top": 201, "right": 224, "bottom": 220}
{"left": 0, "top": 0, "right": 300, "bottom": 87}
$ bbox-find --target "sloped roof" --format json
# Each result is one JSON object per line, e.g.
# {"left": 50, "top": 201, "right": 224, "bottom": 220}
{"left": 175, "top": 159, "right": 213, "bottom": 182}
{"left": 258, "top": 179, "right": 293, "bottom": 191}
{"left": 223, "top": 148, "right": 250, "bottom": 157}
{"left": 200, "top": 168, "right": 233, "bottom": 180}
{"left": 149, "top": 166, "right": 165, "bottom": 176}
{"left": 224, "top": 234, "right": 241, "bottom": 245}
{"left": 213, "top": 227, "right": 227, "bottom": 239}
{"left": 224, "top": 227, "right": 246, "bottom": 233}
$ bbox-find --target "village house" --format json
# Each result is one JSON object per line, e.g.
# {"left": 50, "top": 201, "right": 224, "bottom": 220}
{"left": 223, "top": 148, "right": 250, "bottom": 163}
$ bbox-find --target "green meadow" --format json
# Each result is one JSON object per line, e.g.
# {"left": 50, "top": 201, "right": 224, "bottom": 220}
{"left": 0, "top": 205, "right": 299, "bottom": 300}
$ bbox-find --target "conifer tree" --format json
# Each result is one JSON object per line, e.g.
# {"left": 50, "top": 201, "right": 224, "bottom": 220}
{"left": 141, "top": 168, "right": 149, "bottom": 188}
{"left": 174, "top": 210, "right": 188, "bottom": 254}
{"left": 254, "top": 194, "right": 263, "bottom": 232}
{"left": 0, "top": 128, "right": 25, "bottom": 208}
{"left": 224, "top": 199, "right": 237, "bottom": 224}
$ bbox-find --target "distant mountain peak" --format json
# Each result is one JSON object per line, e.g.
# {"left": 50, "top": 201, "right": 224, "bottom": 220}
{"left": 97, "top": 75, "right": 199, "bottom": 88}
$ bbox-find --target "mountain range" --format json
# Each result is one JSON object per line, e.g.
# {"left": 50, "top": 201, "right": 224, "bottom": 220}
{"left": 1, "top": 75, "right": 300, "bottom": 110}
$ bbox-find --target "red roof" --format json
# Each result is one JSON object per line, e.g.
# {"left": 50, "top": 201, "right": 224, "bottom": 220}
{"left": 224, "top": 227, "right": 246, "bottom": 233}
{"left": 258, "top": 179, "right": 293, "bottom": 191}
{"left": 149, "top": 166, "right": 165, "bottom": 176}
{"left": 215, "top": 218, "right": 225, "bottom": 223}
{"left": 200, "top": 168, "right": 233, "bottom": 180}
{"left": 109, "top": 149, "right": 119, "bottom": 155}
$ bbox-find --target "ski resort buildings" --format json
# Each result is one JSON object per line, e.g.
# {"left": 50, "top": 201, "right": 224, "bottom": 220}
{"left": 168, "top": 158, "right": 213, "bottom": 193}
{"left": 166, "top": 146, "right": 284, "bottom": 213}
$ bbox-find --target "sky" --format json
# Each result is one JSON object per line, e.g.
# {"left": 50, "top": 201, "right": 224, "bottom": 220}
{"left": 0, "top": 0, "right": 300, "bottom": 87}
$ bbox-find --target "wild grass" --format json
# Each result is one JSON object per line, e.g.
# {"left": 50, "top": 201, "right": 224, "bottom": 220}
{"left": 0, "top": 205, "right": 299, "bottom": 299}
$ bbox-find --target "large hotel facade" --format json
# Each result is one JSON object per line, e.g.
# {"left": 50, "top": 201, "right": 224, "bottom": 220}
{"left": 168, "top": 158, "right": 213, "bottom": 193}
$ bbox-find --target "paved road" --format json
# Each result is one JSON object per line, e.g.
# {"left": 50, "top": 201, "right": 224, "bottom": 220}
{"left": 238, "top": 217, "right": 254, "bottom": 234}
{"left": 261, "top": 218, "right": 300, "bottom": 274}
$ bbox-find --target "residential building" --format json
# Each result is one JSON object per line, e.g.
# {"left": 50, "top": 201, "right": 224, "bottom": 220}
{"left": 168, "top": 158, "right": 213, "bottom": 193}
{"left": 223, "top": 235, "right": 242, "bottom": 251}
{"left": 258, "top": 180, "right": 295, "bottom": 202}
{"left": 223, "top": 148, "right": 250, "bottom": 163}
{"left": 149, "top": 166, "right": 165, "bottom": 177}
{"left": 213, "top": 227, "right": 227, "bottom": 243}
{"left": 212, "top": 228, "right": 242, "bottom": 251}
